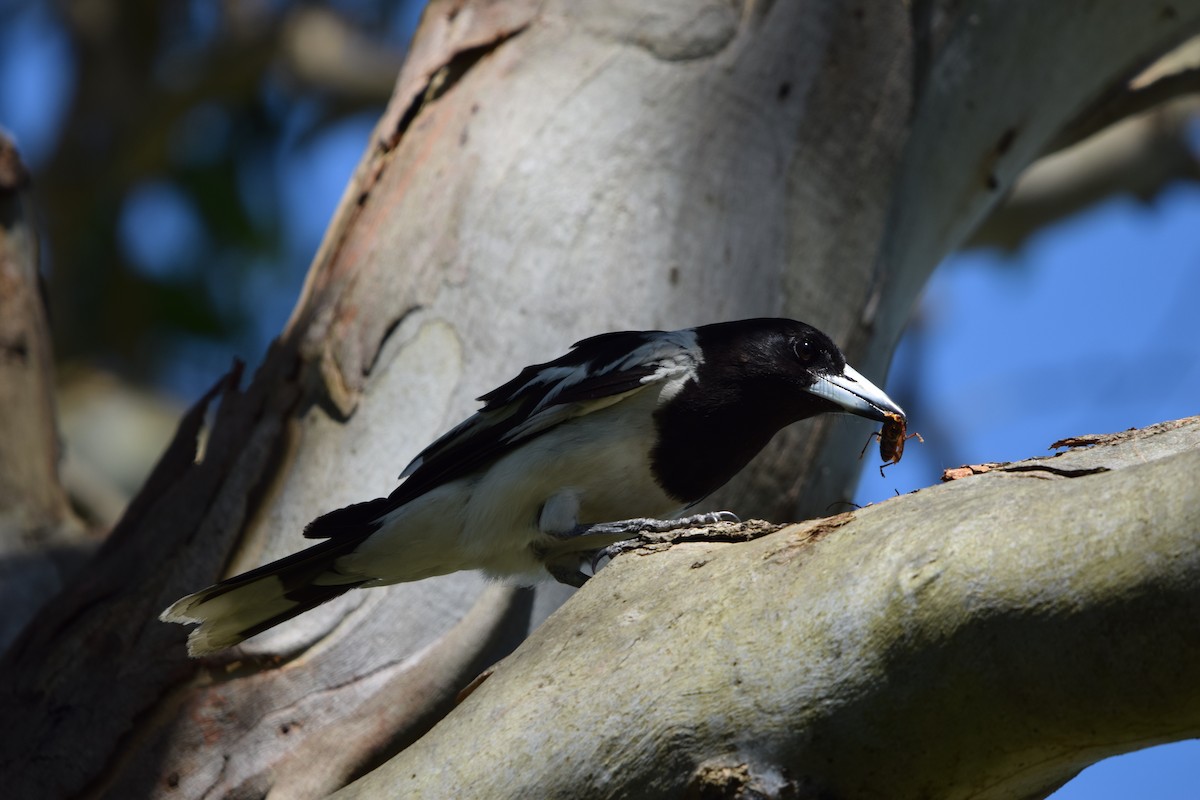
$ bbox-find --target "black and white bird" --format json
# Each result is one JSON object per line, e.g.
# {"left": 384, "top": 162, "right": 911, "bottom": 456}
{"left": 162, "top": 318, "right": 904, "bottom": 655}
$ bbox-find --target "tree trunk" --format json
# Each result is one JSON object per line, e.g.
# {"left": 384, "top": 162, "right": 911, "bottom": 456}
{"left": 2, "top": 2, "right": 1198, "bottom": 798}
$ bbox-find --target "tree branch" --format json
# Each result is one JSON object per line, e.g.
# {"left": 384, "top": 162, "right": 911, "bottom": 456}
{"left": 1049, "top": 35, "right": 1200, "bottom": 154}
{"left": 969, "top": 33, "right": 1200, "bottom": 252}
{"left": 337, "top": 417, "right": 1200, "bottom": 799}
{"left": 968, "top": 96, "right": 1200, "bottom": 252}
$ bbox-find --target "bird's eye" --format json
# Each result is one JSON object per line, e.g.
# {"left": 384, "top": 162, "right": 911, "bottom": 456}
{"left": 793, "top": 338, "right": 816, "bottom": 363}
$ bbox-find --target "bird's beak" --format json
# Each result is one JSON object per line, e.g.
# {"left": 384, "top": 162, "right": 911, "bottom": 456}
{"left": 809, "top": 364, "right": 904, "bottom": 423}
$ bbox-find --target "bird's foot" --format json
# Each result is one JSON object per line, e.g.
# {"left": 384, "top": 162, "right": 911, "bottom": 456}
{"left": 544, "top": 512, "right": 740, "bottom": 587}
{"left": 585, "top": 511, "right": 739, "bottom": 544}
{"left": 587, "top": 512, "right": 740, "bottom": 571}
{"left": 591, "top": 511, "right": 738, "bottom": 563}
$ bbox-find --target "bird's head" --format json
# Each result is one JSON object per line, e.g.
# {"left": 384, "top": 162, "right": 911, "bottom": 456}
{"left": 694, "top": 318, "right": 904, "bottom": 425}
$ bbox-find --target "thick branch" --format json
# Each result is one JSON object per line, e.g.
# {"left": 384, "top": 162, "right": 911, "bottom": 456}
{"left": 338, "top": 417, "right": 1200, "bottom": 799}
{"left": 970, "top": 35, "right": 1200, "bottom": 252}
{"left": 968, "top": 96, "right": 1200, "bottom": 252}
{"left": 1050, "top": 34, "right": 1200, "bottom": 153}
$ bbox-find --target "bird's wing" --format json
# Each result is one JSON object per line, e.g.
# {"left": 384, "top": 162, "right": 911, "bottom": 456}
{"left": 303, "top": 329, "right": 699, "bottom": 539}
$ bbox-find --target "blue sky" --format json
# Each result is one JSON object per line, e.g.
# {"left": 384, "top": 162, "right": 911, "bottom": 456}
{"left": 1, "top": 5, "right": 1196, "bottom": 795}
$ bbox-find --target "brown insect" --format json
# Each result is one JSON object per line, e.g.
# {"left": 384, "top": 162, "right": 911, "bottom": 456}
{"left": 861, "top": 411, "right": 923, "bottom": 476}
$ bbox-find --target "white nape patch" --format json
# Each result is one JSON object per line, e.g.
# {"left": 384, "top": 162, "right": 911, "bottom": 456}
{"left": 636, "top": 330, "right": 702, "bottom": 403}
{"left": 649, "top": 360, "right": 698, "bottom": 403}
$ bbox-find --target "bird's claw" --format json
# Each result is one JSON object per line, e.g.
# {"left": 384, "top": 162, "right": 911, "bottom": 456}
{"left": 544, "top": 512, "right": 742, "bottom": 585}
{"left": 587, "top": 511, "right": 741, "bottom": 571}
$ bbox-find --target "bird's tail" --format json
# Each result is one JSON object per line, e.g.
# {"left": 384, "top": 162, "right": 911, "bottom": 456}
{"left": 160, "top": 537, "right": 367, "bottom": 657}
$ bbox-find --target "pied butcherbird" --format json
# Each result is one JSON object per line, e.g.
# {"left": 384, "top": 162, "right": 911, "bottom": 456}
{"left": 162, "top": 318, "right": 903, "bottom": 656}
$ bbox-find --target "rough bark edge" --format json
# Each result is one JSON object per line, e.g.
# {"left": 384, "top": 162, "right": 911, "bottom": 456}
{"left": 0, "top": 133, "right": 88, "bottom": 653}
{"left": 0, "top": 344, "right": 304, "bottom": 799}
